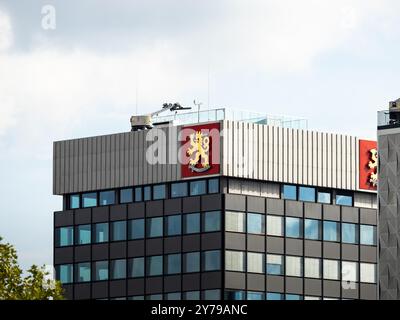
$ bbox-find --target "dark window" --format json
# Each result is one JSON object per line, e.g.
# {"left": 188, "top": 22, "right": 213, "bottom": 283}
{"left": 190, "top": 180, "right": 206, "bottom": 196}
{"left": 282, "top": 185, "right": 297, "bottom": 200}
{"left": 99, "top": 190, "right": 115, "bottom": 206}
{"left": 147, "top": 256, "right": 163, "bottom": 276}
{"left": 147, "top": 217, "right": 163, "bottom": 238}
{"left": 342, "top": 223, "right": 358, "bottom": 244}
{"left": 208, "top": 179, "right": 219, "bottom": 194}
{"left": 128, "top": 257, "right": 145, "bottom": 278}
{"left": 336, "top": 193, "right": 353, "bottom": 206}
{"left": 82, "top": 192, "right": 97, "bottom": 208}
{"left": 166, "top": 292, "right": 181, "bottom": 300}
{"left": 247, "top": 213, "right": 265, "bottom": 234}
{"left": 203, "top": 211, "right": 221, "bottom": 232}
{"left": 224, "top": 291, "right": 245, "bottom": 300}
{"left": 56, "top": 264, "right": 73, "bottom": 284}
{"left": 56, "top": 226, "right": 73, "bottom": 247}
{"left": 203, "top": 289, "right": 220, "bottom": 300}
{"left": 171, "top": 182, "right": 188, "bottom": 198}
{"left": 166, "top": 215, "right": 181, "bottom": 236}
{"left": 153, "top": 184, "right": 166, "bottom": 200}
{"left": 286, "top": 217, "right": 302, "bottom": 238}
{"left": 323, "top": 221, "right": 339, "bottom": 242}
{"left": 184, "top": 252, "right": 200, "bottom": 273}
{"left": 111, "top": 221, "right": 126, "bottom": 241}
{"left": 120, "top": 188, "right": 133, "bottom": 203}
{"left": 203, "top": 250, "right": 221, "bottom": 271}
{"left": 76, "top": 224, "right": 91, "bottom": 245}
{"left": 75, "top": 262, "right": 91, "bottom": 282}
{"left": 184, "top": 213, "right": 200, "bottom": 234}
{"left": 286, "top": 294, "right": 302, "bottom": 300}
{"left": 304, "top": 219, "right": 321, "bottom": 240}
{"left": 317, "top": 190, "right": 331, "bottom": 204}
{"left": 299, "top": 187, "right": 315, "bottom": 202}
{"left": 360, "top": 225, "right": 376, "bottom": 246}
{"left": 70, "top": 194, "right": 80, "bottom": 209}
{"left": 111, "top": 259, "right": 126, "bottom": 279}
{"left": 134, "top": 187, "right": 142, "bottom": 202}
{"left": 267, "top": 293, "right": 283, "bottom": 300}
{"left": 128, "top": 219, "right": 145, "bottom": 240}
{"left": 94, "top": 261, "right": 108, "bottom": 281}
{"left": 94, "top": 223, "right": 108, "bottom": 243}
{"left": 247, "top": 292, "right": 264, "bottom": 300}
{"left": 184, "top": 291, "right": 200, "bottom": 300}
{"left": 143, "top": 186, "right": 151, "bottom": 201}
{"left": 166, "top": 254, "right": 181, "bottom": 274}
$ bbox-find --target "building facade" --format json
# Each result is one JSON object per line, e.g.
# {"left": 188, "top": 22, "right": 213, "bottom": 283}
{"left": 53, "top": 115, "right": 378, "bottom": 300}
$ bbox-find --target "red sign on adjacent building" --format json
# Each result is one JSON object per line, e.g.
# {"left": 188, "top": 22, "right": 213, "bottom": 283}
{"left": 180, "top": 123, "right": 220, "bottom": 178}
{"left": 359, "top": 140, "right": 378, "bottom": 191}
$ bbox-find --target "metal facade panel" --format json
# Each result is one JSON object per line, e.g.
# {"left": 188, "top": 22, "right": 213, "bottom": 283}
{"left": 54, "top": 121, "right": 366, "bottom": 195}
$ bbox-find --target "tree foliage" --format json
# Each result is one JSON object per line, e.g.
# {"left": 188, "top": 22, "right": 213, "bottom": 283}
{"left": 0, "top": 236, "right": 64, "bottom": 300}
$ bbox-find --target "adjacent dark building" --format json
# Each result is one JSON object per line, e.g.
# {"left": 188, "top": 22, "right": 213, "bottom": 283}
{"left": 53, "top": 109, "right": 378, "bottom": 300}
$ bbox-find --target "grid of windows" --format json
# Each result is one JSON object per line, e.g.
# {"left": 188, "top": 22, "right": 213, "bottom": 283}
{"left": 67, "top": 178, "right": 220, "bottom": 210}
{"left": 57, "top": 250, "right": 222, "bottom": 284}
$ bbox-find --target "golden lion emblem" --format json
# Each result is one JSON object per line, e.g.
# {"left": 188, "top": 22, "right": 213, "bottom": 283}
{"left": 187, "top": 131, "right": 210, "bottom": 172}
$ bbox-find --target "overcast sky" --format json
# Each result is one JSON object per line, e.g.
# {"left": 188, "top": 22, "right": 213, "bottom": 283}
{"left": 0, "top": 0, "right": 399, "bottom": 270}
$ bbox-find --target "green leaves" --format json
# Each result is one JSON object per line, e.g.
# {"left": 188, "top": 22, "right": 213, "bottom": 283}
{"left": 0, "top": 236, "right": 64, "bottom": 300}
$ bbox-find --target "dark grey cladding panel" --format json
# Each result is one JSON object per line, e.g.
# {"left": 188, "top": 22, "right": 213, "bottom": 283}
{"left": 182, "top": 274, "right": 200, "bottom": 291}
{"left": 341, "top": 207, "right": 359, "bottom": 223}
{"left": 304, "top": 279, "right": 322, "bottom": 296}
{"left": 62, "top": 284, "right": 74, "bottom": 300}
{"left": 304, "top": 240, "right": 322, "bottom": 258}
{"left": 110, "top": 242, "right": 127, "bottom": 259}
{"left": 92, "top": 243, "right": 108, "bottom": 261}
{"left": 285, "top": 200, "right": 303, "bottom": 217}
{"left": 183, "top": 196, "right": 201, "bottom": 213}
{"left": 201, "top": 232, "right": 222, "bottom": 250}
{"left": 110, "top": 204, "right": 127, "bottom": 221}
{"left": 54, "top": 210, "right": 74, "bottom": 227}
{"left": 323, "top": 205, "right": 340, "bottom": 221}
{"left": 266, "top": 199, "right": 284, "bottom": 215}
{"left": 127, "top": 279, "right": 145, "bottom": 295}
{"left": 201, "top": 271, "right": 221, "bottom": 289}
{"left": 247, "top": 234, "right": 265, "bottom": 252}
{"left": 128, "top": 240, "right": 145, "bottom": 257}
{"left": 360, "top": 284, "right": 377, "bottom": 300}
{"left": 74, "top": 245, "right": 91, "bottom": 262}
{"left": 74, "top": 283, "right": 91, "bottom": 300}
{"left": 109, "top": 280, "right": 126, "bottom": 298}
{"left": 342, "top": 286, "right": 359, "bottom": 299}
{"left": 164, "top": 275, "right": 181, "bottom": 292}
{"left": 360, "top": 245, "right": 377, "bottom": 263}
{"left": 225, "top": 233, "right": 246, "bottom": 251}
{"left": 128, "top": 202, "right": 145, "bottom": 219}
{"left": 323, "top": 242, "right": 340, "bottom": 259}
{"left": 360, "top": 208, "right": 377, "bottom": 225}
{"left": 146, "top": 200, "right": 163, "bottom": 217}
{"left": 146, "top": 277, "right": 163, "bottom": 294}
{"left": 225, "top": 272, "right": 246, "bottom": 290}
{"left": 201, "top": 194, "right": 223, "bottom": 211}
{"left": 285, "top": 238, "right": 303, "bottom": 256}
{"left": 247, "top": 196, "right": 265, "bottom": 213}
{"left": 53, "top": 126, "right": 182, "bottom": 195}
{"left": 164, "top": 236, "right": 181, "bottom": 254}
{"left": 74, "top": 208, "right": 91, "bottom": 225}
{"left": 225, "top": 194, "right": 246, "bottom": 212}
{"left": 164, "top": 198, "right": 182, "bottom": 215}
{"left": 341, "top": 244, "right": 359, "bottom": 261}
{"left": 266, "top": 237, "right": 284, "bottom": 254}
{"left": 92, "top": 206, "right": 109, "bottom": 223}
{"left": 285, "top": 277, "right": 303, "bottom": 294}
{"left": 304, "top": 203, "right": 322, "bottom": 220}
{"left": 247, "top": 274, "right": 265, "bottom": 291}
{"left": 54, "top": 247, "right": 73, "bottom": 264}
{"left": 92, "top": 282, "right": 108, "bottom": 299}
{"left": 182, "top": 234, "right": 200, "bottom": 252}
{"left": 266, "top": 275, "right": 284, "bottom": 292}
{"left": 323, "top": 280, "right": 341, "bottom": 298}
{"left": 378, "top": 128, "right": 400, "bottom": 299}
{"left": 146, "top": 238, "right": 163, "bottom": 255}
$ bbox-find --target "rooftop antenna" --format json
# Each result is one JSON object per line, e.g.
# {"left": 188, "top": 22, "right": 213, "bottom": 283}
{"left": 194, "top": 100, "right": 203, "bottom": 123}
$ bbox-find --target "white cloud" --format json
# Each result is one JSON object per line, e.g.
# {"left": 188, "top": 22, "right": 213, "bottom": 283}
{"left": 0, "top": 9, "right": 12, "bottom": 51}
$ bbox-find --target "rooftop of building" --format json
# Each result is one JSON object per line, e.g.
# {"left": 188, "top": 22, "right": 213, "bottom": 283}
{"left": 153, "top": 107, "right": 308, "bottom": 130}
